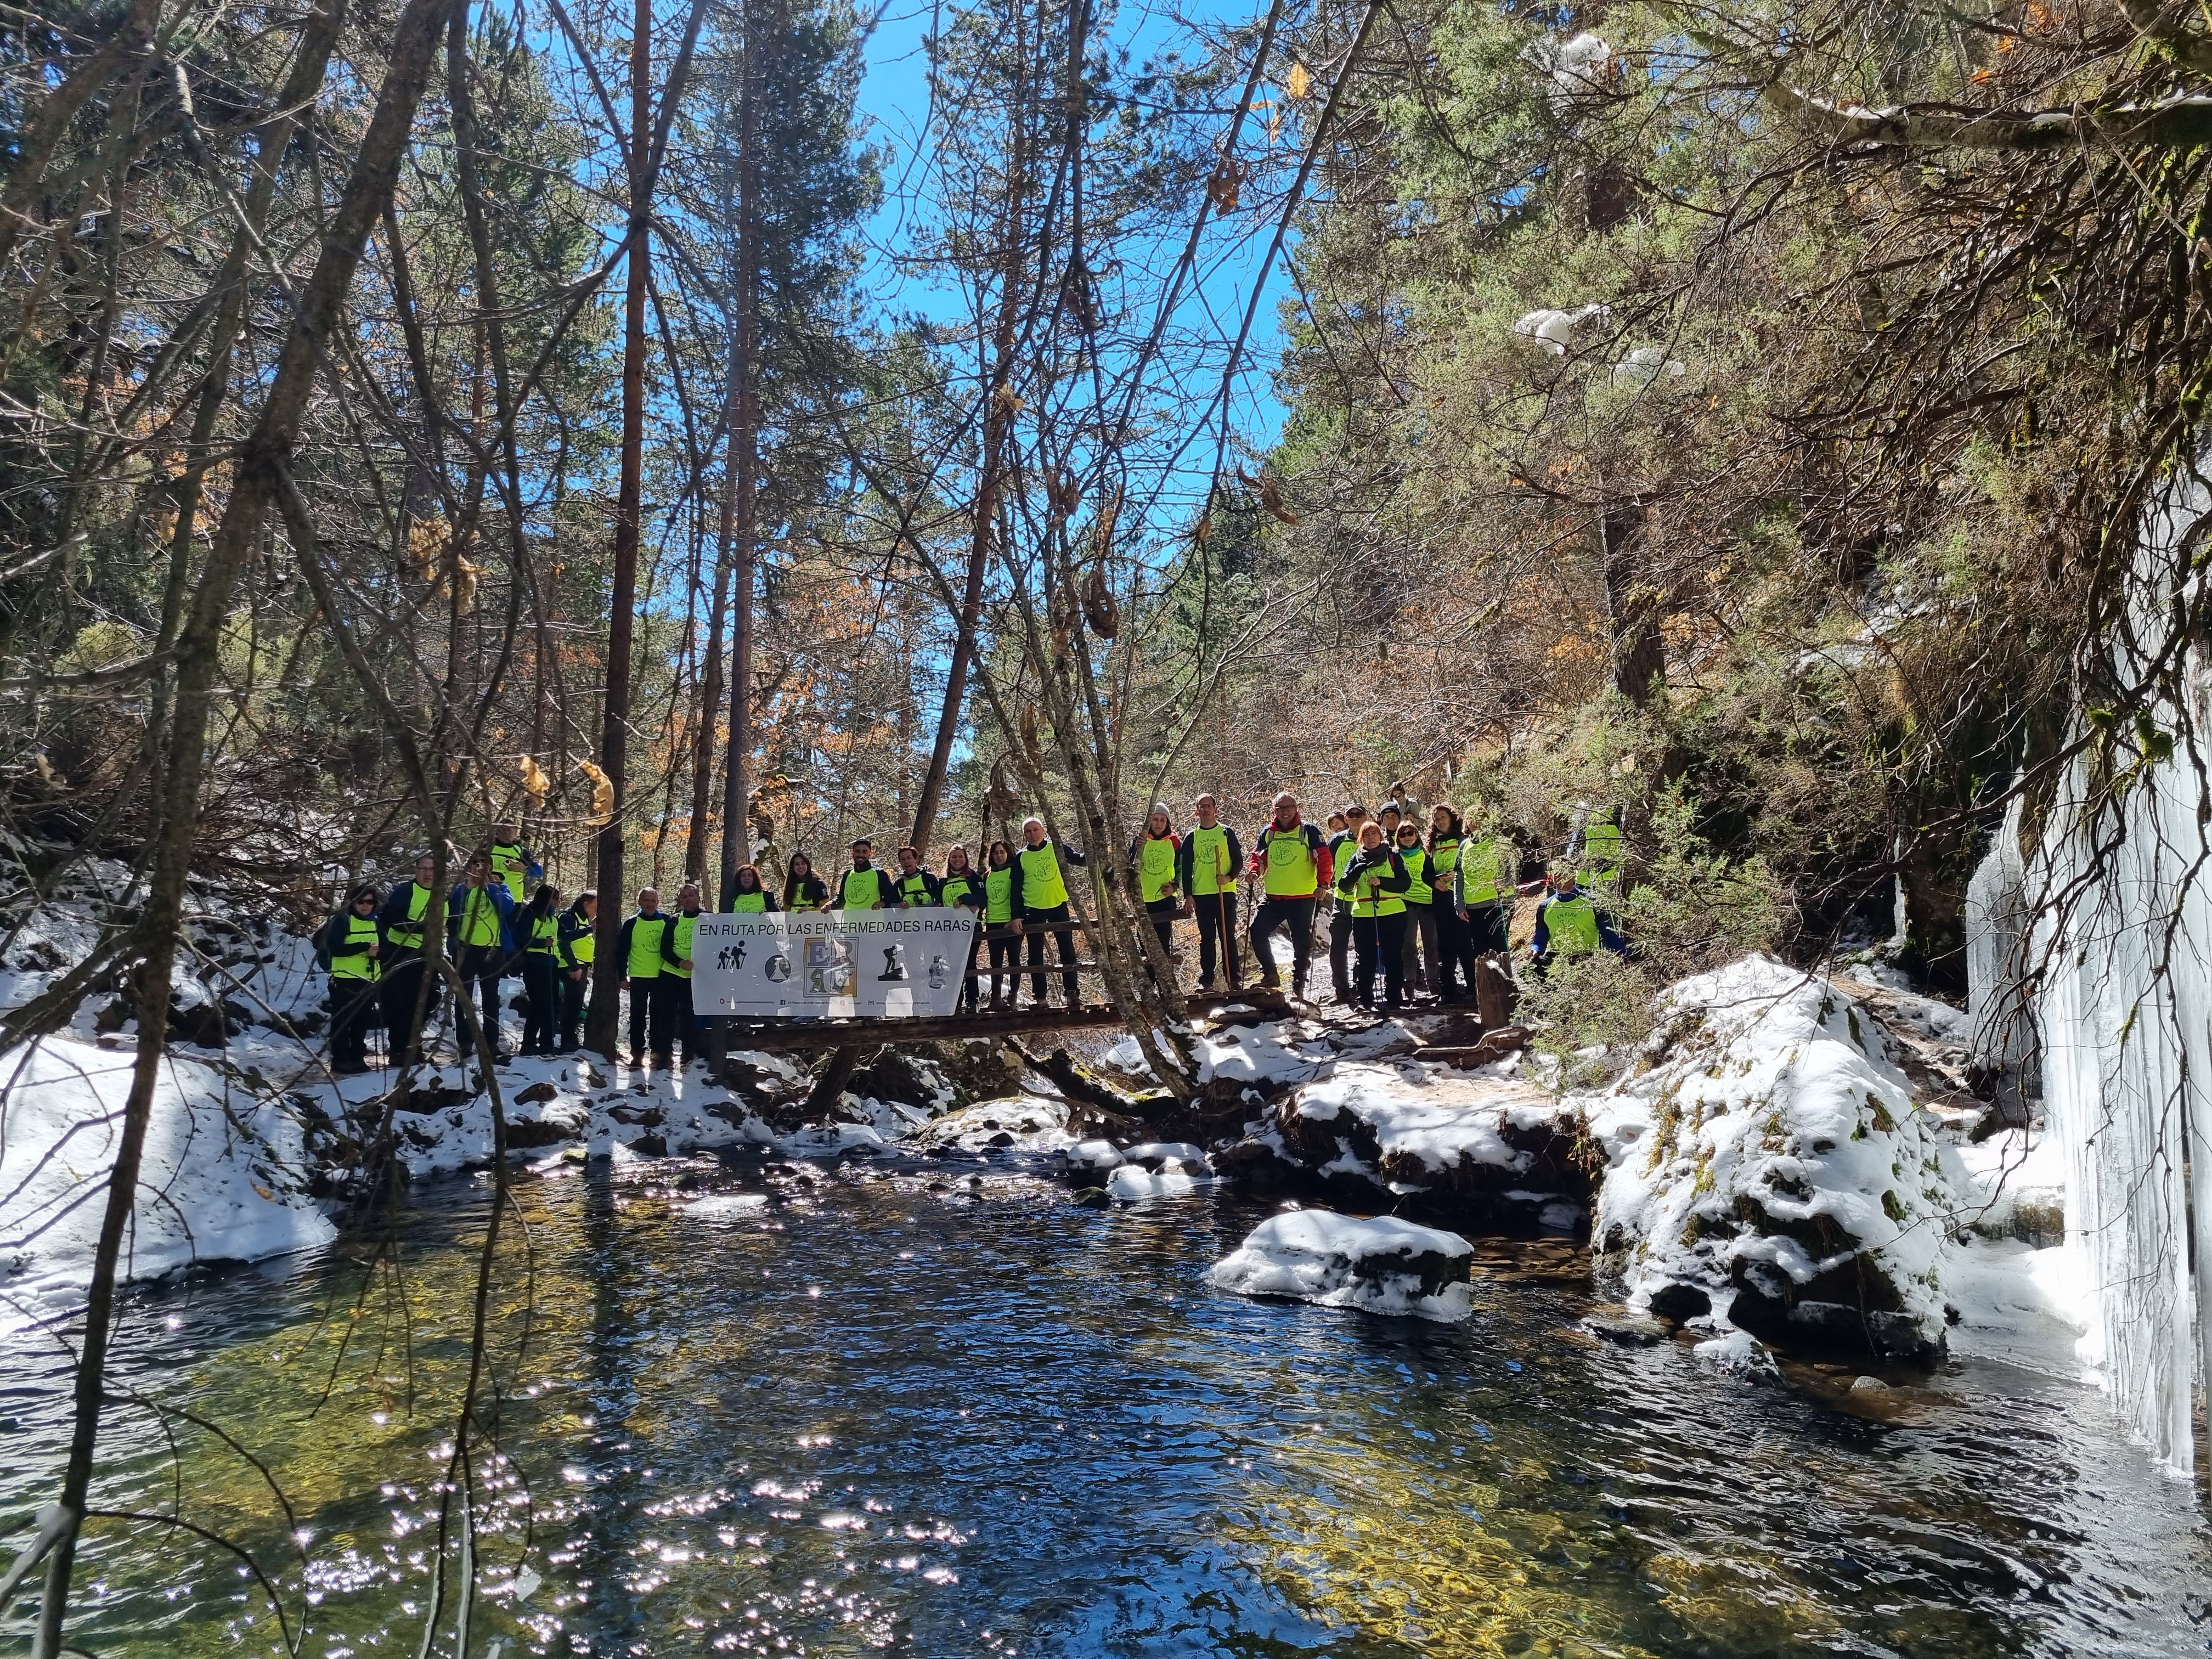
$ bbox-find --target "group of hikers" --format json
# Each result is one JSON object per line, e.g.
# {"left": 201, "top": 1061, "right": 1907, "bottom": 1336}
{"left": 318, "top": 791, "right": 1628, "bottom": 1072}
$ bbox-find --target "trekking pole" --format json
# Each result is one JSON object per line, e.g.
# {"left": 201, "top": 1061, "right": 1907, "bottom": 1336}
{"left": 1216, "top": 841, "right": 1240, "bottom": 990}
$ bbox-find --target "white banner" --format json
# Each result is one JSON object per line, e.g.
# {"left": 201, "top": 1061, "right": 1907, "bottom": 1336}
{"left": 689, "top": 910, "right": 979, "bottom": 1018}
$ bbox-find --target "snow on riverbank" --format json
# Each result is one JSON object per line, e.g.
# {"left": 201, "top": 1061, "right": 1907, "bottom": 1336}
{"left": 1211, "top": 1209, "right": 1475, "bottom": 1321}
{"left": 0, "top": 1041, "right": 334, "bottom": 1325}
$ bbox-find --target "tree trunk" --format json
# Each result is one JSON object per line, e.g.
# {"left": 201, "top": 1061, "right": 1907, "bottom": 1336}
{"left": 907, "top": 16, "right": 1026, "bottom": 857}
{"left": 29, "top": 0, "right": 452, "bottom": 1647}
{"left": 587, "top": 0, "right": 654, "bottom": 1056}
{"left": 716, "top": 0, "right": 760, "bottom": 907}
{"left": 1601, "top": 503, "right": 1664, "bottom": 707}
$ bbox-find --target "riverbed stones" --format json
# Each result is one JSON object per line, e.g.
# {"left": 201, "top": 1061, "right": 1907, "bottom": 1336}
{"left": 1210, "top": 1209, "right": 1476, "bottom": 1321}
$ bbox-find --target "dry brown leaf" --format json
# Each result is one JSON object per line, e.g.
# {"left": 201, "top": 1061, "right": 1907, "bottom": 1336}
{"left": 1285, "top": 61, "right": 1312, "bottom": 99}
{"left": 1082, "top": 566, "right": 1119, "bottom": 639}
{"left": 578, "top": 759, "right": 614, "bottom": 827}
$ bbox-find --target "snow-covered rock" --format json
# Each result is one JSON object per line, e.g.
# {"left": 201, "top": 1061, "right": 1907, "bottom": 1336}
{"left": 1218, "top": 1063, "right": 1591, "bottom": 1231}
{"left": 0, "top": 1039, "right": 335, "bottom": 1321}
{"left": 1590, "top": 956, "right": 1952, "bottom": 1364}
{"left": 1211, "top": 1209, "right": 1474, "bottom": 1322}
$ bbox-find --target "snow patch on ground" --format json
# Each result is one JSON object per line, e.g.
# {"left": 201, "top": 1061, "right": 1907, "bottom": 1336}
{"left": 1211, "top": 1209, "right": 1474, "bottom": 1321}
{"left": 1193, "top": 1023, "right": 1329, "bottom": 1086}
{"left": 0, "top": 1039, "right": 335, "bottom": 1323}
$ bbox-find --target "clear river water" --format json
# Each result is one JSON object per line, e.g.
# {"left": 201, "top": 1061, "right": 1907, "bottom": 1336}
{"left": 4, "top": 1150, "right": 2208, "bottom": 1658}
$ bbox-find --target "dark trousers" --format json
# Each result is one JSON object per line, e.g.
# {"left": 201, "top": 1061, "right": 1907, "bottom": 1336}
{"left": 521, "top": 952, "right": 558, "bottom": 1053}
{"left": 1192, "top": 892, "right": 1237, "bottom": 987}
{"left": 1463, "top": 900, "right": 1509, "bottom": 956}
{"left": 380, "top": 950, "right": 427, "bottom": 1063}
{"left": 330, "top": 976, "right": 379, "bottom": 1069}
{"left": 453, "top": 943, "right": 502, "bottom": 1052}
{"left": 559, "top": 966, "right": 589, "bottom": 1051}
{"left": 1434, "top": 907, "right": 1477, "bottom": 1000}
{"left": 987, "top": 931, "right": 1019, "bottom": 1004}
{"left": 1023, "top": 905, "right": 1080, "bottom": 1006}
{"left": 1144, "top": 898, "right": 1178, "bottom": 961}
{"left": 958, "top": 933, "right": 983, "bottom": 1014}
{"left": 658, "top": 975, "right": 695, "bottom": 1060}
{"left": 1353, "top": 911, "right": 1409, "bottom": 1008}
{"left": 627, "top": 974, "right": 672, "bottom": 1060}
{"left": 1249, "top": 895, "right": 1315, "bottom": 990}
{"left": 1328, "top": 904, "right": 1355, "bottom": 1001}
{"left": 1402, "top": 903, "right": 1438, "bottom": 995}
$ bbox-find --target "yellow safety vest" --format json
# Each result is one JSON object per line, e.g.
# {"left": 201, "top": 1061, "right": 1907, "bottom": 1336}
{"left": 1138, "top": 835, "right": 1178, "bottom": 903}
{"left": 1017, "top": 843, "right": 1068, "bottom": 910}
{"left": 528, "top": 912, "right": 558, "bottom": 954}
{"left": 1397, "top": 845, "right": 1432, "bottom": 906}
{"left": 896, "top": 871, "right": 938, "bottom": 905}
{"left": 331, "top": 913, "right": 381, "bottom": 981}
{"left": 1581, "top": 816, "right": 1623, "bottom": 894}
{"left": 940, "top": 872, "right": 980, "bottom": 909}
{"left": 1427, "top": 835, "right": 1462, "bottom": 884}
{"left": 1340, "top": 850, "right": 1406, "bottom": 918}
{"left": 1459, "top": 837, "right": 1511, "bottom": 906}
{"left": 1328, "top": 832, "right": 1360, "bottom": 903}
{"left": 1187, "top": 824, "right": 1232, "bottom": 895}
{"left": 388, "top": 881, "right": 432, "bottom": 949}
{"left": 1260, "top": 823, "right": 1319, "bottom": 898}
{"left": 732, "top": 891, "right": 769, "bottom": 913}
{"left": 489, "top": 841, "right": 528, "bottom": 902}
{"left": 568, "top": 912, "right": 595, "bottom": 965}
{"left": 668, "top": 912, "right": 698, "bottom": 978}
{"left": 984, "top": 866, "right": 1015, "bottom": 923}
{"left": 838, "top": 867, "right": 884, "bottom": 910}
{"left": 627, "top": 914, "right": 670, "bottom": 978}
{"left": 1542, "top": 894, "right": 1602, "bottom": 956}
{"left": 456, "top": 887, "right": 503, "bottom": 949}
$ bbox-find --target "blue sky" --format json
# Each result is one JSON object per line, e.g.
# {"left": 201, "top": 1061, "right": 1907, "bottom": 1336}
{"left": 843, "top": 0, "right": 1300, "bottom": 488}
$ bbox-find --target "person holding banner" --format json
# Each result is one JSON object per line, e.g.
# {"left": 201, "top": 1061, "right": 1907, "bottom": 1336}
{"left": 1177, "top": 795, "right": 1243, "bottom": 990}
{"left": 782, "top": 852, "right": 828, "bottom": 911}
{"left": 1009, "top": 817, "right": 1086, "bottom": 1009}
{"left": 730, "top": 865, "right": 780, "bottom": 912}
{"left": 894, "top": 845, "right": 941, "bottom": 907}
{"left": 837, "top": 839, "right": 895, "bottom": 910}
{"left": 665, "top": 882, "right": 706, "bottom": 1066}
{"left": 940, "top": 845, "right": 984, "bottom": 1013}
{"left": 1127, "top": 804, "right": 1181, "bottom": 957}
{"left": 983, "top": 839, "right": 1018, "bottom": 1010}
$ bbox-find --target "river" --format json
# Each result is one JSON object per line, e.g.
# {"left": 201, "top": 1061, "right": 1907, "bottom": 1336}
{"left": 4, "top": 1148, "right": 2207, "bottom": 1657}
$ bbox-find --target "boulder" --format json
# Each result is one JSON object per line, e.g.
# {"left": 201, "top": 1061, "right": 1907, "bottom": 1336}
{"left": 1591, "top": 956, "right": 1953, "bottom": 1367}
{"left": 1210, "top": 1209, "right": 1475, "bottom": 1321}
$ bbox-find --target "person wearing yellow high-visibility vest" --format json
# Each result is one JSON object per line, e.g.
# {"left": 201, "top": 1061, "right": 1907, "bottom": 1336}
{"left": 1423, "top": 806, "right": 1473, "bottom": 1002}
{"left": 1009, "top": 816, "right": 1087, "bottom": 1009}
{"left": 488, "top": 822, "right": 543, "bottom": 905}
{"left": 893, "top": 845, "right": 943, "bottom": 907}
{"left": 781, "top": 851, "right": 829, "bottom": 911}
{"left": 1528, "top": 866, "right": 1627, "bottom": 975}
{"left": 939, "top": 845, "right": 984, "bottom": 1013}
{"left": 324, "top": 882, "right": 385, "bottom": 1074}
{"left": 379, "top": 852, "right": 441, "bottom": 1064}
{"left": 981, "top": 839, "right": 1019, "bottom": 1009}
{"left": 729, "top": 865, "right": 780, "bottom": 913}
{"left": 1336, "top": 821, "right": 1413, "bottom": 1010}
{"left": 1451, "top": 809, "right": 1520, "bottom": 958}
{"left": 663, "top": 881, "right": 707, "bottom": 1068}
{"left": 1573, "top": 807, "right": 1624, "bottom": 914}
{"left": 446, "top": 853, "right": 515, "bottom": 1059}
{"left": 1249, "top": 792, "right": 1331, "bottom": 1001}
{"left": 556, "top": 889, "right": 596, "bottom": 1053}
{"left": 1127, "top": 803, "right": 1182, "bottom": 960}
{"left": 835, "top": 839, "right": 895, "bottom": 910}
{"left": 517, "top": 884, "right": 563, "bottom": 1056}
{"left": 1324, "top": 802, "right": 1367, "bottom": 1005}
{"left": 618, "top": 886, "right": 684, "bottom": 1067}
{"left": 1394, "top": 820, "right": 1438, "bottom": 998}
{"left": 1176, "top": 794, "right": 1244, "bottom": 990}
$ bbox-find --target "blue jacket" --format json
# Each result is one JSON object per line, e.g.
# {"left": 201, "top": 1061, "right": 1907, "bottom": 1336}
{"left": 447, "top": 879, "right": 518, "bottom": 953}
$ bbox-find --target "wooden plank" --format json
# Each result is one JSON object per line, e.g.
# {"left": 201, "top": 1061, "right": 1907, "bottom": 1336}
{"left": 718, "top": 989, "right": 1291, "bottom": 1054}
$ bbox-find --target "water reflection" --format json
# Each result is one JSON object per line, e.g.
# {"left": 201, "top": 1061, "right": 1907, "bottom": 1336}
{"left": 2, "top": 1153, "right": 2206, "bottom": 1658}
